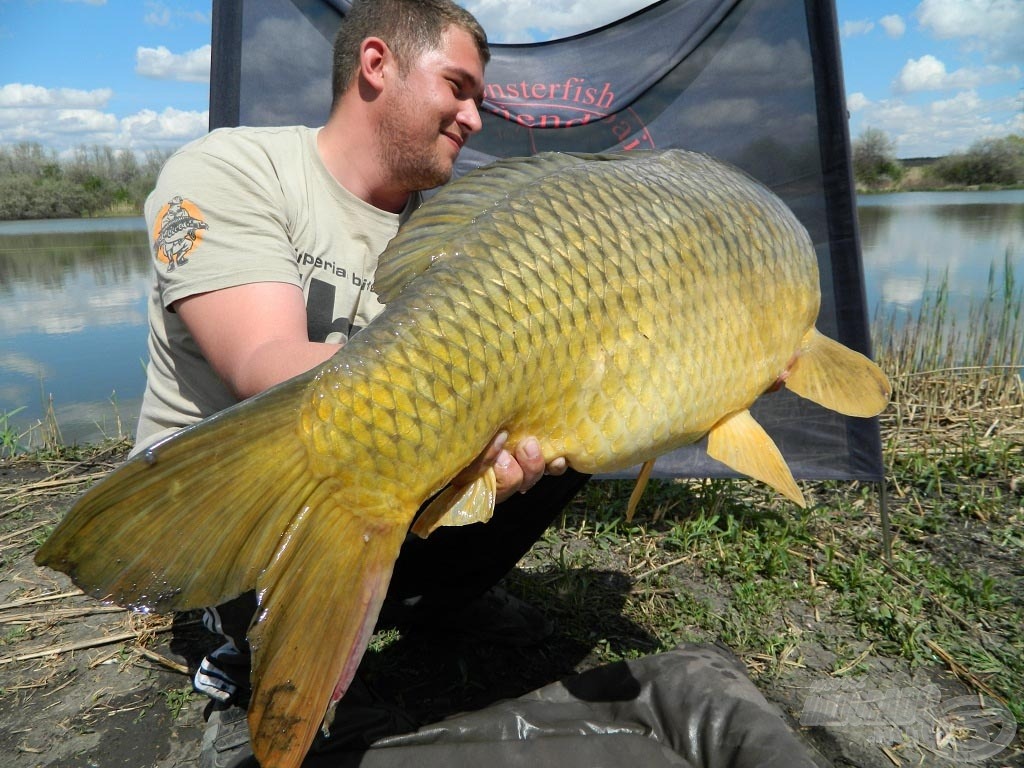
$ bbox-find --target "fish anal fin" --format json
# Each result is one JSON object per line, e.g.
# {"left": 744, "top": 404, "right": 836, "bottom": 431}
{"left": 706, "top": 410, "right": 806, "bottom": 508}
{"left": 410, "top": 467, "right": 497, "bottom": 538}
{"left": 786, "top": 329, "right": 892, "bottom": 418}
{"left": 626, "top": 459, "right": 656, "bottom": 522}
{"left": 246, "top": 482, "right": 414, "bottom": 768}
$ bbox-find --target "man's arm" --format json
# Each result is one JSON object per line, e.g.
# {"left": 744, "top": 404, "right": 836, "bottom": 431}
{"left": 174, "top": 281, "right": 561, "bottom": 501}
{"left": 174, "top": 281, "right": 337, "bottom": 400}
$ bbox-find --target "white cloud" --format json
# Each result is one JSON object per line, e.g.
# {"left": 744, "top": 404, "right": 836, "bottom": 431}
{"left": 464, "top": 0, "right": 650, "bottom": 43}
{"left": 847, "top": 92, "right": 870, "bottom": 111}
{"left": 53, "top": 109, "right": 120, "bottom": 134}
{"left": 120, "top": 107, "right": 208, "bottom": 146}
{"left": 841, "top": 19, "right": 874, "bottom": 37}
{"left": 0, "top": 83, "right": 207, "bottom": 155}
{"left": 135, "top": 44, "right": 211, "bottom": 84}
{"left": 916, "top": 0, "right": 1024, "bottom": 63}
{"left": 879, "top": 15, "right": 905, "bottom": 38}
{"left": 851, "top": 87, "right": 1016, "bottom": 157}
{"left": 144, "top": 2, "right": 172, "bottom": 27}
{"left": 894, "top": 54, "right": 1021, "bottom": 92}
{"left": 894, "top": 54, "right": 948, "bottom": 91}
{"left": 929, "top": 89, "right": 983, "bottom": 117}
{"left": 143, "top": 0, "right": 210, "bottom": 28}
{"left": 0, "top": 83, "right": 111, "bottom": 108}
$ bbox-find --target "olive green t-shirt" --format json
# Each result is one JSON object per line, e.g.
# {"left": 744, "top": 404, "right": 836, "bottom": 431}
{"left": 133, "top": 125, "right": 418, "bottom": 453}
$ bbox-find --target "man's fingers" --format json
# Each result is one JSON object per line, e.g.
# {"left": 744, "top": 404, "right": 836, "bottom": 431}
{"left": 546, "top": 456, "right": 568, "bottom": 476}
{"left": 493, "top": 447, "right": 524, "bottom": 503}
{"left": 513, "top": 438, "right": 545, "bottom": 494}
{"left": 458, "top": 433, "right": 568, "bottom": 503}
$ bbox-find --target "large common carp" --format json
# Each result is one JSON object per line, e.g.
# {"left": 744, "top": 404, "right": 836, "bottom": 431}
{"left": 36, "top": 150, "right": 890, "bottom": 768}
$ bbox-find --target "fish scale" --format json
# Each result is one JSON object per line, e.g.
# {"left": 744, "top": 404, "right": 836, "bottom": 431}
{"left": 36, "top": 149, "right": 890, "bottom": 768}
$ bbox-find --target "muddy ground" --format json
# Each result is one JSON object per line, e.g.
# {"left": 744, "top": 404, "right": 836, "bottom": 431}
{"left": 1, "top": 448, "right": 1020, "bottom": 768}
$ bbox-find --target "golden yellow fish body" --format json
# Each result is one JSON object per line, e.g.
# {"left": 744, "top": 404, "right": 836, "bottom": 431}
{"left": 36, "top": 150, "right": 889, "bottom": 768}
{"left": 306, "top": 151, "right": 815, "bottom": 489}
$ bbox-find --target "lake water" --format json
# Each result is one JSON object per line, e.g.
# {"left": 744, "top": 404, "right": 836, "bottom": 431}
{"left": 1, "top": 189, "right": 1022, "bottom": 448}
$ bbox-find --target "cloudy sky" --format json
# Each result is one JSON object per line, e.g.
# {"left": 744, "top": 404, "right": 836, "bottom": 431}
{"left": 1, "top": 0, "right": 1020, "bottom": 159}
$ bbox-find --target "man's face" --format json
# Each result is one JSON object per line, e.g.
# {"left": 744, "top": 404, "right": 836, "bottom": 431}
{"left": 378, "top": 26, "right": 485, "bottom": 191}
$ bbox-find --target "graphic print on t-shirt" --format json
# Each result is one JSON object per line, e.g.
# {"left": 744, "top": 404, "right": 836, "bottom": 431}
{"left": 153, "top": 196, "right": 209, "bottom": 272}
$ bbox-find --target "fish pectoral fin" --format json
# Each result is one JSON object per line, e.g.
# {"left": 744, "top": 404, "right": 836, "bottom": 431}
{"left": 247, "top": 482, "right": 413, "bottom": 768}
{"left": 706, "top": 410, "right": 806, "bottom": 508}
{"left": 785, "top": 329, "right": 892, "bottom": 417}
{"left": 410, "top": 467, "right": 497, "bottom": 539}
{"left": 626, "top": 459, "right": 656, "bottom": 522}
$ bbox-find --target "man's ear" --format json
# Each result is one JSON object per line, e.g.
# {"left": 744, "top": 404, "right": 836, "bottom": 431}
{"left": 359, "top": 37, "right": 391, "bottom": 94}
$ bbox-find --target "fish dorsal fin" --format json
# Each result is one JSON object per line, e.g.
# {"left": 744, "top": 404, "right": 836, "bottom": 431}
{"left": 786, "top": 329, "right": 892, "bottom": 417}
{"left": 410, "top": 467, "right": 498, "bottom": 538}
{"left": 374, "top": 152, "right": 627, "bottom": 303}
{"left": 706, "top": 409, "right": 806, "bottom": 508}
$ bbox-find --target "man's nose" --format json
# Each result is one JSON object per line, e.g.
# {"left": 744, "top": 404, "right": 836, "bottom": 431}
{"left": 458, "top": 99, "right": 483, "bottom": 135}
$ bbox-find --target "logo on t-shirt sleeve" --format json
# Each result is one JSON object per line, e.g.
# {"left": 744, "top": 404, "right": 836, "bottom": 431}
{"left": 153, "top": 196, "right": 209, "bottom": 272}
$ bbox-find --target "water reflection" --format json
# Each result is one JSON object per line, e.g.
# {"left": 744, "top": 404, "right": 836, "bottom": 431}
{"left": 858, "top": 191, "right": 1024, "bottom": 320}
{"left": 0, "top": 190, "right": 1022, "bottom": 448}
{"left": 0, "top": 221, "right": 152, "bottom": 446}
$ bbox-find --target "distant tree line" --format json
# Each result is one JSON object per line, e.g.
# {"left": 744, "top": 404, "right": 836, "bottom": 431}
{"left": 0, "top": 142, "right": 173, "bottom": 221}
{"left": 3, "top": 132, "right": 1021, "bottom": 220}
{"left": 852, "top": 130, "right": 1024, "bottom": 191}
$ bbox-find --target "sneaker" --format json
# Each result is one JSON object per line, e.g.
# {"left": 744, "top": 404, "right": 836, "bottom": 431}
{"left": 200, "top": 704, "right": 255, "bottom": 768}
{"left": 193, "top": 644, "right": 251, "bottom": 706}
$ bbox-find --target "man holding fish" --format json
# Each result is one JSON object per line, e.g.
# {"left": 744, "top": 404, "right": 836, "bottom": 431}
{"left": 135, "top": 0, "right": 584, "bottom": 755}
{"left": 37, "top": 0, "right": 891, "bottom": 765}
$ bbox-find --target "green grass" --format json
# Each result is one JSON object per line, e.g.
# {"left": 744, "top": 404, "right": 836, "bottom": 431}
{"left": 0, "top": 407, "right": 27, "bottom": 459}
{"left": 161, "top": 686, "right": 197, "bottom": 720}
{"left": 0, "top": 389, "right": 131, "bottom": 459}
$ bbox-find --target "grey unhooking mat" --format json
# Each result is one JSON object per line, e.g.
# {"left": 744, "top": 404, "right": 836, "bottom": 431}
{"left": 299, "top": 643, "right": 824, "bottom": 768}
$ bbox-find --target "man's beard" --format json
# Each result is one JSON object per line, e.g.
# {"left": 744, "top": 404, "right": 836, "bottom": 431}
{"left": 378, "top": 105, "right": 454, "bottom": 192}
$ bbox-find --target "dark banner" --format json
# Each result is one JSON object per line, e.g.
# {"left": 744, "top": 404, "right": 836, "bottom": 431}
{"left": 209, "top": 0, "right": 882, "bottom": 482}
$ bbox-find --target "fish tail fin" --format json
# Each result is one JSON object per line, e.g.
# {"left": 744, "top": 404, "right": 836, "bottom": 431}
{"left": 34, "top": 373, "right": 319, "bottom": 612}
{"left": 785, "top": 329, "right": 892, "bottom": 417}
{"left": 246, "top": 485, "right": 412, "bottom": 768}
{"left": 707, "top": 409, "right": 806, "bottom": 507}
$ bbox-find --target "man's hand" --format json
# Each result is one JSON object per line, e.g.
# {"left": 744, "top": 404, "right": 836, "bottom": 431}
{"left": 455, "top": 433, "right": 568, "bottom": 504}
